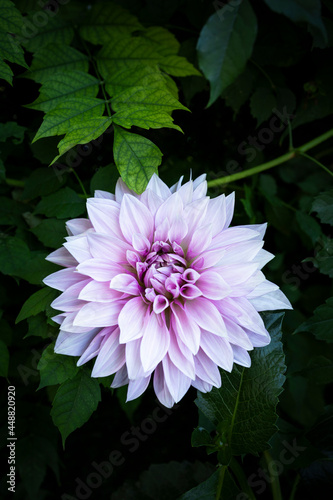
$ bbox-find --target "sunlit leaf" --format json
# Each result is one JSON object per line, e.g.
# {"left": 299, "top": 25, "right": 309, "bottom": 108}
{"left": 113, "top": 125, "right": 162, "bottom": 193}
{"left": 80, "top": 1, "right": 143, "bottom": 44}
{"left": 27, "top": 70, "right": 101, "bottom": 112}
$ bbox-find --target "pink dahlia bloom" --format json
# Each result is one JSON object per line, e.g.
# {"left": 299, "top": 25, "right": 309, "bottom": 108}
{"left": 44, "top": 174, "right": 291, "bottom": 407}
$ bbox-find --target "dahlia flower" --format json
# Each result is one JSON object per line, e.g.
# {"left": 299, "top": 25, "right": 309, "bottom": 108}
{"left": 44, "top": 174, "right": 291, "bottom": 407}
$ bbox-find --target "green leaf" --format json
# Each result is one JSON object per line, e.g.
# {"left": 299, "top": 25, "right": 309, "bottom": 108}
{"left": 25, "top": 314, "right": 50, "bottom": 339}
{"left": 22, "top": 167, "right": 66, "bottom": 200}
{"left": 141, "top": 26, "right": 180, "bottom": 56}
{"left": 263, "top": 0, "right": 327, "bottom": 46}
{"left": 0, "top": 235, "right": 57, "bottom": 284}
{"left": 250, "top": 87, "right": 277, "bottom": 127}
{"left": 16, "top": 287, "right": 59, "bottom": 323}
{"left": 0, "top": 121, "right": 26, "bottom": 143}
{"left": 80, "top": 1, "right": 143, "bottom": 44}
{"left": 34, "top": 187, "right": 86, "bottom": 219}
{"left": 195, "top": 312, "right": 286, "bottom": 457}
{"left": 25, "top": 43, "right": 89, "bottom": 83}
{"left": 0, "top": 56, "right": 13, "bottom": 84}
{"left": 295, "top": 297, "right": 333, "bottom": 342}
{"left": 0, "top": 30, "right": 27, "bottom": 72}
{"left": 33, "top": 97, "right": 106, "bottom": 142}
{"left": 0, "top": 339, "right": 9, "bottom": 377}
{"left": 221, "top": 65, "right": 256, "bottom": 115}
{"left": 159, "top": 55, "right": 201, "bottom": 77}
{"left": 22, "top": 15, "right": 74, "bottom": 52}
{"left": 0, "top": 0, "right": 28, "bottom": 84}
{"left": 105, "top": 64, "right": 166, "bottom": 97}
{"left": 32, "top": 218, "right": 67, "bottom": 248}
{"left": 312, "top": 189, "right": 333, "bottom": 225}
{"left": 191, "top": 427, "right": 214, "bottom": 448}
{"left": 0, "top": 0, "right": 24, "bottom": 32}
{"left": 113, "top": 108, "right": 182, "bottom": 131}
{"left": 90, "top": 164, "right": 119, "bottom": 195}
{"left": 111, "top": 84, "right": 187, "bottom": 130}
{"left": 0, "top": 196, "right": 25, "bottom": 226}
{"left": 38, "top": 344, "right": 79, "bottom": 390}
{"left": 113, "top": 125, "right": 162, "bottom": 193}
{"left": 27, "top": 70, "right": 101, "bottom": 112}
{"left": 197, "top": 0, "right": 257, "bottom": 106}
{"left": 296, "top": 211, "right": 322, "bottom": 245}
{"left": 53, "top": 116, "right": 112, "bottom": 161}
{"left": 313, "top": 235, "right": 333, "bottom": 277}
{"left": 97, "top": 37, "right": 160, "bottom": 79}
{"left": 51, "top": 370, "right": 101, "bottom": 446}
{"left": 179, "top": 469, "right": 240, "bottom": 500}
{"left": 112, "top": 84, "right": 188, "bottom": 113}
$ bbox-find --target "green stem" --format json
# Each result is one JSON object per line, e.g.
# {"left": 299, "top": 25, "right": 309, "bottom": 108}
{"left": 79, "top": 33, "right": 112, "bottom": 118}
{"left": 263, "top": 450, "right": 283, "bottom": 500}
{"left": 299, "top": 151, "right": 333, "bottom": 177}
{"left": 216, "top": 465, "right": 227, "bottom": 500}
{"left": 289, "top": 474, "right": 300, "bottom": 500}
{"left": 230, "top": 458, "right": 257, "bottom": 500}
{"left": 70, "top": 168, "right": 88, "bottom": 198}
{"left": 207, "top": 128, "right": 333, "bottom": 188}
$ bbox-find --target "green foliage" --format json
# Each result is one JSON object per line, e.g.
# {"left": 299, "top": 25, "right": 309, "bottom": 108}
{"left": 38, "top": 344, "right": 79, "bottom": 390}
{"left": 113, "top": 126, "right": 162, "bottom": 192}
{"left": 32, "top": 218, "right": 67, "bottom": 248}
{"left": 21, "top": 1, "right": 198, "bottom": 193}
{"left": 0, "top": 0, "right": 28, "bottom": 84}
{"left": 50, "top": 370, "right": 101, "bottom": 446}
{"left": 195, "top": 313, "right": 286, "bottom": 458}
{"left": 16, "top": 287, "right": 58, "bottom": 323}
{"left": 0, "top": 235, "right": 56, "bottom": 284}
{"left": 1, "top": 1, "right": 333, "bottom": 498}
{"left": 312, "top": 189, "right": 333, "bottom": 225}
{"left": 34, "top": 187, "right": 86, "bottom": 219}
{"left": 295, "top": 298, "right": 333, "bottom": 342}
{"left": 197, "top": 0, "right": 257, "bottom": 106}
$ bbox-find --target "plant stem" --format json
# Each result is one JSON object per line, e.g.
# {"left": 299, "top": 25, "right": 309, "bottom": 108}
{"left": 207, "top": 128, "right": 333, "bottom": 188}
{"left": 216, "top": 465, "right": 227, "bottom": 500}
{"left": 263, "top": 450, "right": 283, "bottom": 500}
{"left": 70, "top": 168, "right": 88, "bottom": 198}
{"left": 79, "top": 33, "right": 112, "bottom": 118}
{"left": 289, "top": 474, "right": 300, "bottom": 500}
{"left": 230, "top": 458, "right": 257, "bottom": 500}
{"left": 299, "top": 151, "right": 333, "bottom": 178}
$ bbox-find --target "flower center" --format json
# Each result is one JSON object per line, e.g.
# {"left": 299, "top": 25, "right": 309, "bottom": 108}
{"left": 136, "top": 240, "right": 201, "bottom": 313}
